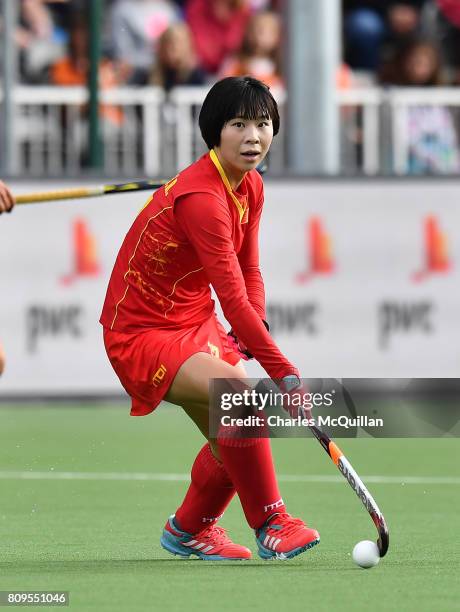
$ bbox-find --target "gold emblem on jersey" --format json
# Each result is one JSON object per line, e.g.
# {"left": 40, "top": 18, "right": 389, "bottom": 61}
{"left": 152, "top": 364, "right": 167, "bottom": 387}
{"left": 207, "top": 342, "right": 220, "bottom": 358}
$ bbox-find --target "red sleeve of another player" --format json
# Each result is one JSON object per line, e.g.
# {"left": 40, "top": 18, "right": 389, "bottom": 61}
{"left": 237, "top": 194, "right": 265, "bottom": 320}
{"left": 175, "top": 193, "right": 298, "bottom": 380}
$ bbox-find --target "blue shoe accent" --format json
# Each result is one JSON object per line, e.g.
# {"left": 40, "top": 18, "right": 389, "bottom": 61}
{"left": 256, "top": 536, "right": 320, "bottom": 560}
{"left": 255, "top": 513, "right": 320, "bottom": 560}
{"left": 160, "top": 515, "right": 251, "bottom": 561}
{"left": 160, "top": 516, "right": 194, "bottom": 557}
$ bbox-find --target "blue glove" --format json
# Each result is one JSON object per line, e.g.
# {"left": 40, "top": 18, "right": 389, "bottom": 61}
{"left": 279, "top": 375, "right": 310, "bottom": 418}
{"left": 280, "top": 374, "right": 302, "bottom": 393}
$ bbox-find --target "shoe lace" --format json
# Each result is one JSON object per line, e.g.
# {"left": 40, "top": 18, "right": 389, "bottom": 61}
{"left": 195, "top": 524, "right": 229, "bottom": 545}
{"left": 267, "top": 513, "right": 306, "bottom": 538}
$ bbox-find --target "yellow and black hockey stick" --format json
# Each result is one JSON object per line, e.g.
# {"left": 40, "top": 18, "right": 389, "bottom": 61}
{"left": 14, "top": 180, "right": 166, "bottom": 205}
{"left": 13, "top": 159, "right": 269, "bottom": 206}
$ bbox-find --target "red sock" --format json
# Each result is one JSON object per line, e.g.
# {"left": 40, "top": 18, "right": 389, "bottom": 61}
{"left": 217, "top": 437, "right": 286, "bottom": 529}
{"left": 174, "top": 443, "right": 236, "bottom": 534}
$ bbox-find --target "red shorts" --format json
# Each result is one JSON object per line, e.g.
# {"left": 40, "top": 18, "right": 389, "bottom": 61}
{"left": 103, "top": 316, "right": 240, "bottom": 416}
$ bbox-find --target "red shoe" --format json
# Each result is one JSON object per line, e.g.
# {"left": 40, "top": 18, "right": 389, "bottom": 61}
{"left": 161, "top": 515, "right": 252, "bottom": 560}
{"left": 255, "top": 512, "right": 320, "bottom": 559}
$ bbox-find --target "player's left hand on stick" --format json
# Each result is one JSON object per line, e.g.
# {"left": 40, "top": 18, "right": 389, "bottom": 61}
{"left": 279, "top": 375, "right": 311, "bottom": 419}
{"left": 0, "top": 181, "right": 15, "bottom": 214}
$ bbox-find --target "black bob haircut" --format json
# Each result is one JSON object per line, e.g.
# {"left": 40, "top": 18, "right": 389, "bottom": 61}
{"left": 199, "top": 76, "right": 280, "bottom": 150}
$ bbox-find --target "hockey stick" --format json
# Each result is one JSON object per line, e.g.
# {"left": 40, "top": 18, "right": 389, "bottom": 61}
{"left": 14, "top": 180, "right": 166, "bottom": 205}
{"left": 13, "top": 161, "right": 269, "bottom": 206}
{"left": 307, "top": 423, "right": 389, "bottom": 557}
{"left": 253, "top": 379, "right": 389, "bottom": 557}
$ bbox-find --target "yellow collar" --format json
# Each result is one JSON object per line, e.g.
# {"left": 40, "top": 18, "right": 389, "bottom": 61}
{"left": 210, "top": 149, "right": 248, "bottom": 223}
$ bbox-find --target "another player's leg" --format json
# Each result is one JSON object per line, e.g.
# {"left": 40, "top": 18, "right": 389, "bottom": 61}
{"left": 164, "top": 353, "right": 320, "bottom": 560}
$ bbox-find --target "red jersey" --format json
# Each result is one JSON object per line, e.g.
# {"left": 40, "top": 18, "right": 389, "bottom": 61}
{"left": 100, "top": 151, "right": 298, "bottom": 380}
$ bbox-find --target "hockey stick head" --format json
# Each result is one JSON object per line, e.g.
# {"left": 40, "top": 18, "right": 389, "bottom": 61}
{"left": 337, "top": 454, "right": 389, "bottom": 557}
{"left": 309, "top": 423, "right": 389, "bottom": 557}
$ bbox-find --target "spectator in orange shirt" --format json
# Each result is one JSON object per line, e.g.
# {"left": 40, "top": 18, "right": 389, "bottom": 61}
{"left": 49, "top": 12, "right": 123, "bottom": 126}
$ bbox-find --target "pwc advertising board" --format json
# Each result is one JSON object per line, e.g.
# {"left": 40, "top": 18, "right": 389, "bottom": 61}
{"left": 0, "top": 180, "right": 459, "bottom": 395}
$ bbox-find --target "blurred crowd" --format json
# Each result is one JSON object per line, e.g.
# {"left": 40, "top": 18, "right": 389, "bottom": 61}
{"left": 2, "top": 0, "right": 460, "bottom": 91}
{"left": 342, "top": 1, "right": 460, "bottom": 174}
{"left": 0, "top": 0, "right": 283, "bottom": 90}
{"left": 343, "top": 0, "right": 460, "bottom": 87}
{"left": 2, "top": 0, "right": 460, "bottom": 174}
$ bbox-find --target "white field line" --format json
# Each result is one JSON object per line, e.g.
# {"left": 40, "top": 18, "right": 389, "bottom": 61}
{"left": 0, "top": 471, "right": 458, "bottom": 485}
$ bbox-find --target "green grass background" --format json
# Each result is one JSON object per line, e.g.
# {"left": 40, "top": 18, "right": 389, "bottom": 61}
{"left": 0, "top": 404, "right": 459, "bottom": 611}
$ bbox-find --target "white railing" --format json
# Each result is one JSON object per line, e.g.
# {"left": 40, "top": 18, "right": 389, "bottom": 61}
{"left": 336, "top": 88, "right": 383, "bottom": 175}
{"left": 0, "top": 85, "right": 288, "bottom": 178}
{"left": 2, "top": 85, "right": 460, "bottom": 176}
{"left": 1, "top": 86, "right": 165, "bottom": 177}
{"left": 338, "top": 86, "right": 460, "bottom": 175}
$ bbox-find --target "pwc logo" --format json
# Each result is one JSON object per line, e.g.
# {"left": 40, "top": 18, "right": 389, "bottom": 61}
{"left": 61, "top": 218, "right": 101, "bottom": 285}
{"left": 412, "top": 215, "right": 452, "bottom": 283}
{"left": 296, "top": 217, "right": 335, "bottom": 284}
